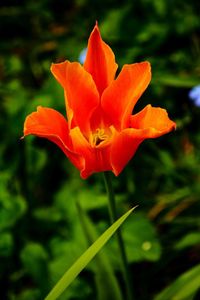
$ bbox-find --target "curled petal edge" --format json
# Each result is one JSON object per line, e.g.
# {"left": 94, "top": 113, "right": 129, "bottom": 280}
{"left": 130, "top": 104, "right": 176, "bottom": 137}
{"left": 110, "top": 109, "right": 176, "bottom": 176}
{"left": 23, "top": 106, "right": 84, "bottom": 171}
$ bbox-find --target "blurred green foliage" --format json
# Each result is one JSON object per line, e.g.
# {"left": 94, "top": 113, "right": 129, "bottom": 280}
{"left": 0, "top": 0, "right": 200, "bottom": 299}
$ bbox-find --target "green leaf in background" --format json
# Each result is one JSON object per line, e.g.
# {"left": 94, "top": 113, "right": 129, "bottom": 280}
{"left": 78, "top": 189, "right": 125, "bottom": 211}
{"left": 20, "top": 243, "right": 49, "bottom": 296}
{"left": 153, "top": 74, "right": 200, "bottom": 88}
{"left": 1, "top": 0, "right": 200, "bottom": 298}
{"left": 175, "top": 232, "right": 200, "bottom": 250}
{"left": 10, "top": 289, "right": 41, "bottom": 300}
{"left": 0, "top": 232, "right": 13, "bottom": 256}
{"left": 0, "top": 172, "right": 27, "bottom": 230}
{"left": 45, "top": 207, "right": 136, "bottom": 300}
{"left": 106, "top": 213, "right": 161, "bottom": 266}
{"left": 124, "top": 213, "right": 161, "bottom": 262}
{"left": 154, "top": 264, "right": 200, "bottom": 300}
{"left": 0, "top": 195, "right": 26, "bottom": 230}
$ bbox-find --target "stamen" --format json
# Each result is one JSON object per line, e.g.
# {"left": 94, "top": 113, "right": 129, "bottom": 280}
{"left": 92, "top": 128, "right": 108, "bottom": 146}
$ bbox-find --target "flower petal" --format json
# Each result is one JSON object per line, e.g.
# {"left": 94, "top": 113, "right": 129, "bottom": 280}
{"left": 111, "top": 106, "right": 176, "bottom": 175}
{"left": 110, "top": 129, "right": 145, "bottom": 176}
{"left": 70, "top": 127, "right": 112, "bottom": 179}
{"left": 130, "top": 104, "right": 176, "bottom": 137}
{"left": 101, "top": 62, "right": 151, "bottom": 130}
{"left": 84, "top": 23, "right": 118, "bottom": 95}
{"left": 23, "top": 106, "right": 83, "bottom": 170}
{"left": 50, "top": 61, "right": 67, "bottom": 89}
{"left": 51, "top": 61, "right": 100, "bottom": 135}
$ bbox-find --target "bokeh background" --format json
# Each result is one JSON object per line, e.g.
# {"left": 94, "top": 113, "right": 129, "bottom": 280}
{"left": 0, "top": 0, "right": 200, "bottom": 299}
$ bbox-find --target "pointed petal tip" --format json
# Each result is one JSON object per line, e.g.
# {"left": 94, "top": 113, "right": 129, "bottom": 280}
{"left": 112, "top": 168, "right": 120, "bottom": 177}
{"left": 84, "top": 22, "right": 117, "bottom": 94}
{"left": 133, "top": 61, "right": 151, "bottom": 76}
{"left": 91, "top": 22, "right": 101, "bottom": 38}
{"left": 50, "top": 60, "right": 70, "bottom": 89}
{"left": 50, "top": 62, "right": 58, "bottom": 75}
{"left": 140, "top": 60, "right": 151, "bottom": 73}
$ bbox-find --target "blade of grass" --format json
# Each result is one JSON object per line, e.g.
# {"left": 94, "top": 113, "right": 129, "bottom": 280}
{"left": 76, "top": 200, "right": 122, "bottom": 300}
{"left": 45, "top": 206, "right": 136, "bottom": 300}
{"left": 154, "top": 264, "right": 200, "bottom": 300}
{"left": 103, "top": 171, "right": 134, "bottom": 300}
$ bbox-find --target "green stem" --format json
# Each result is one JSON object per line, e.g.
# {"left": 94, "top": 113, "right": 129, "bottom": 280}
{"left": 103, "top": 172, "right": 134, "bottom": 300}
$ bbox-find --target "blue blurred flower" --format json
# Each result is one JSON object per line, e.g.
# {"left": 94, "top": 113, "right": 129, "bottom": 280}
{"left": 78, "top": 48, "right": 87, "bottom": 64}
{"left": 188, "top": 85, "right": 200, "bottom": 107}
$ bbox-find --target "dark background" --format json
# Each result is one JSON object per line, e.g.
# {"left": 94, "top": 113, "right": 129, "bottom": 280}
{"left": 0, "top": 0, "right": 200, "bottom": 299}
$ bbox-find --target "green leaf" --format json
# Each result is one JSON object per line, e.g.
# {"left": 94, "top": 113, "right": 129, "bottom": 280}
{"left": 124, "top": 213, "right": 161, "bottom": 262}
{"left": 0, "top": 191, "right": 27, "bottom": 231}
{"left": 21, "top": 243, "right": 49, "bottom": 295}
{"left": 0, "top": 232, "right": 13, "bottom": 256}
{"left": 45, "top": 207, "right": 136, "bottom": 300}
{"left": 106, "top": 213, "right": 161, "bottom": 266}
{"left": 78, "top": 189, "right": 125, "bottom": 211}
{"left": 76, "top": 201, "right": 122, "bottom": 300}
{"left": 153, "top": 75, "right": 200, "bottom": 88}
{"left": 12, "top": 289, "right": 41, "bottom": 300}
{"left": 154, "top": 264, "right": 200, "bottom": 300}
{"left": 175, "top": 232, "right": 200, "bottom": 250}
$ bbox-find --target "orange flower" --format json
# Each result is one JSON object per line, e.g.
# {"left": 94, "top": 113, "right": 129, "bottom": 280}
{"left": 23, "top": 24, "right": 176, "bottom": 179}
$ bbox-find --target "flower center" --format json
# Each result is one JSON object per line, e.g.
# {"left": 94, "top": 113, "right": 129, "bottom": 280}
{"left": 91, "top": 128, "right": 109, "bottom": 147}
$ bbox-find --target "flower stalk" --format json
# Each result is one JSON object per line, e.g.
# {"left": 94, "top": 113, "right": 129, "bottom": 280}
{"left": 103, "top": 171, "right": 134, "bottom": 300}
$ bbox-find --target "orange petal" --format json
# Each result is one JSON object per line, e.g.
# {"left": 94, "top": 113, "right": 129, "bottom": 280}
{"left": 51, "top": 61, "right": 99, "bottom": 135}
{"left": 101, "top": 62, "right": 151, "bottom": 130}
{"left": 23, "top": 106, "right": 83, "bottom": 170}
{"left": 110, "top": 106, "right": 176, "bottom": 176}
{"left": 70, "top": 127, "right": 112, "bottom": 179}
{"left": 110, "top": 129, "right": 145, "bottom": 176}
{"left": 50, "top": 61, "right": 67, "bottom": 89}
{"left": 130, "top": 104, "right": 176, "bottom": 137}
{"left": 84, "top": 23, "right": 118, "bottom": 95}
